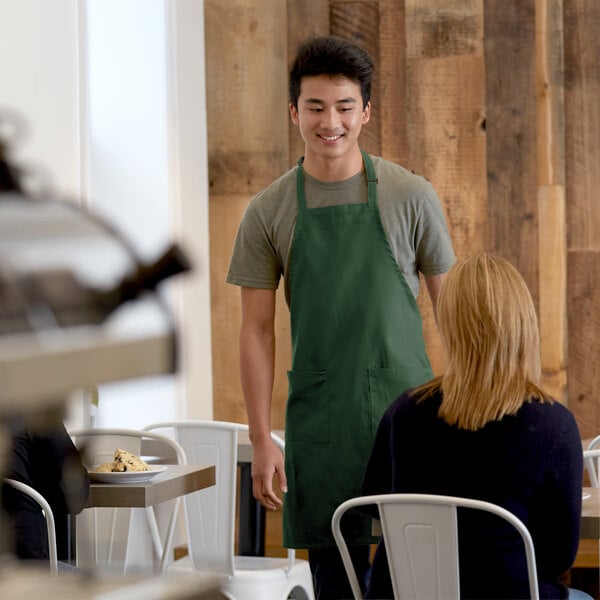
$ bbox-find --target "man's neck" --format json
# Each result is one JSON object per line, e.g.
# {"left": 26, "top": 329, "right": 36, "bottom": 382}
{"left": 301, "top": 148, "right": 364, "bottom": 182}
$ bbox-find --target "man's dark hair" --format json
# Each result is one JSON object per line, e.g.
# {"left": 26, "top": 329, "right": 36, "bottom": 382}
{"left": 289, "top": 36, "right": 374, "bottom": 109}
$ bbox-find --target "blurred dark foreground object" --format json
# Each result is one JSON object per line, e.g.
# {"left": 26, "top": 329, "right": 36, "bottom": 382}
{"left": 0, "top": 127, "right": 192, "bottom": 408}
{"left": 0, "top": 224, "right": 191, "bottom": 335}
{"left": 0, "top": 129, "right": 191, "bottom": 334}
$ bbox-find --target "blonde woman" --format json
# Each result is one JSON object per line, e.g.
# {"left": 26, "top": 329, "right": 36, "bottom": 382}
{"left": 362, "top": 254, "right": 588, "bottom": 599}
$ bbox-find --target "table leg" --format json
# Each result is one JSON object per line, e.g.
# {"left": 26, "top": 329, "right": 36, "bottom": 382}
{"left": 237, "top": 462, "right": 265, "bottom": 556}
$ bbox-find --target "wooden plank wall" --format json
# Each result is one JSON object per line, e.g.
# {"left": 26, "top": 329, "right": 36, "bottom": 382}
{"left": 207, "top": 1, "right": 600, "bottom": 436}
{"left": 564, "top": 0, "right": 600, "bottom": 437}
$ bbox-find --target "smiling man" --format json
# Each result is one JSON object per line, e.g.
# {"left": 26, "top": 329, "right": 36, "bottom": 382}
{"left": 227, "top": 35, "right": 455, "bottom": 598}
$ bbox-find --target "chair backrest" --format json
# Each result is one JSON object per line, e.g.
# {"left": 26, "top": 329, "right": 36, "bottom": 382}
{"left": 143, "top": 420, "right": 288, "bottom": 577}
{"left": 332, "top": 493, "right": 539, "bottom": 600}
{"left": 588, "top": 436, "right": 600, "bottom": 450}
{"left": 69, "top": 428, "right": 187, "bottom": 467}
{"left": 4, "top": 478, "right": 58, "bottom": 575}
{"left": 583, "top": 448, "right": 600, "bottom": 488}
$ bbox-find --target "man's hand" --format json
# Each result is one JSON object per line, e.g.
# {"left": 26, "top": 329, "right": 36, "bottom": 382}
{"left": 251, "top": 436, "right": 287, "bottom": 511}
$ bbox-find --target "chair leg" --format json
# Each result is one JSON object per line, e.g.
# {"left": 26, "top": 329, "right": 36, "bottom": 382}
{"left": 146, "top": 506, "right": 164, "bottom": 569}
{"left": 159, "top": 498, "right": 181, "bottom": 574}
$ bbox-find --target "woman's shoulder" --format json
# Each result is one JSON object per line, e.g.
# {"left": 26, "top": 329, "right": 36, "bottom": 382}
{"left": 386, "top": 385, "right": 443, "bottom": 421}
{"left": 522, "top": 397, "right": 575, "bottom": 418}
{"left": 519, "top": 398, "right": 580, "bottom": 438}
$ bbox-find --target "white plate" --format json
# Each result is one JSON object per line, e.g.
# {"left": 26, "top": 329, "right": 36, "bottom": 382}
{"left": 88, "top": 465, "right": 167, "bottom": 484}
{"left": 582, "top": 492, "right": 591, "bottom": 500}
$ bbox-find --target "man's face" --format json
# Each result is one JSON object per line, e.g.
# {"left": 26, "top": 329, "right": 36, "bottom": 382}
{"left": 289, "top": 74, "right": 370, "bottom": 165}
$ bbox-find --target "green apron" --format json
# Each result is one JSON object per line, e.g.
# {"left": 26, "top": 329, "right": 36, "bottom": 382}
{"left": 282, "top": 151, "right": 433, "bottom": 548}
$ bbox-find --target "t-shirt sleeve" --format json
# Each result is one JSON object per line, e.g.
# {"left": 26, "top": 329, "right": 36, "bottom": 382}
{"left": 414, "top": 183, "right": 455, "bottom": 276}
{"left": 226, "top": 197, "right": 282, "bottom": 289}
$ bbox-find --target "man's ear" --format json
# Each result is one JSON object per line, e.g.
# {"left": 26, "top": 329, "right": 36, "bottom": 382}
{"left": 289, "top": 103, "right": 299, "bottom": 126}
{"left": 362, "top": 101, "right": 371, "bottom": 125}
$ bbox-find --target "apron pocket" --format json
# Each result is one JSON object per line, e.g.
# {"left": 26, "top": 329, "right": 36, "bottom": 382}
{"left": 286, "top": 370, "right": 329, "bottom": 442}
{"left": 368, "top": 366, "right": 433, "bottom": 432}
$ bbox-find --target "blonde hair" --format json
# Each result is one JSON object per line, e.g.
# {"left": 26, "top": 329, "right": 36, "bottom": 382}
{"left": 415, "top": 254, "right": 551, "bottom": 430}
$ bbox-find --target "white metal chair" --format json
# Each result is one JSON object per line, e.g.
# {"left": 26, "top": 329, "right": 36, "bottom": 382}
{"left": 143, "top": 420, "right": 315, "bottom": 600}
{"left": 332, "top": 493, "right": 539, "bottom": 600}
{"left": 583, "top": 448, "right": 600, "bottom": 488}
{"left": 70, "top": 427, "right": 186, "bottom": 574}
{"left": 4, "top": 478, "right": 58, "bottom": 575}
{"left": 587, "top": 436, "right": 600, "bottom": 450}
{"left": 585, "top": 436, "right": 600, "bottom": 486}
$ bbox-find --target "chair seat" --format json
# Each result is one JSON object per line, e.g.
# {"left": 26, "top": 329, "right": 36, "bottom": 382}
{"left": 169, "top": 554, "right": 314, "bottom": 599}
{"left": 235, "top": 555, "right": 295, "bottom": 572}
{"left": 171, "top": 553, "right": 306, "bottom": 576}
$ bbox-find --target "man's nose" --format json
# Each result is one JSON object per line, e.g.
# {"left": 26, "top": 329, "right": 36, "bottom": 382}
{"left": 320, "top": 108, "right": 340, "bottom": 129}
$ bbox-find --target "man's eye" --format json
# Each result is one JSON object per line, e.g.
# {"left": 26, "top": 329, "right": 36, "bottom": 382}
{"left": 339, "top": 107, "right": 353, "bottom": 113}
{"left": 309, "top": 108, "right": 323, "bottom": 112}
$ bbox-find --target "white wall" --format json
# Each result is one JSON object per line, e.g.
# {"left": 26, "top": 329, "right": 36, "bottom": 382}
{"left": 164, "top": 0, "right": 214, "bottom": 420}
{"left": 0, "top": 0, "right": 81, "bottom": 199}
{"left": 0, "top": 0, "right": 213, "bottom": 427}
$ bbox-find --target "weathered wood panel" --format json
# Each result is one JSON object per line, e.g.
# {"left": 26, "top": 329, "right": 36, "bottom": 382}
{"left": 536, "top": 0, "right": 567, "bottom": 402}
{"left": 564, "top": 0, "right": 600, "bottom": 251}
{"left": 405, "top": 0, "right": 487, "bottom": 374}
{"left": 536, "top": 0, "right": 565, "bottom": 186}
{"left": 210, "top": 193, "right": 247, "bottom": 422}
{"left": 564, "top": 0, "right": 600, "bottom": 434}
{"left": 538, "top": 185, "right": 567, "bottom": 401}
{"left": 567, "top": 251, "right": 600, "bottom": 438}
{"left": 484, "top": 0, "right": 540, "bottom": 307}
{"left": 378, "top": 0, "right": 407, "bottom": 166}
{"left": 204, "top": 0, "right": 289, "bottom": 196}
{"left": 206, "top": 0, "right": 289, "bottom": 423}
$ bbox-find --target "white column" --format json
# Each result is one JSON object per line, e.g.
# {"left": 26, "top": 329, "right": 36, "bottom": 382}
{"left": 0, "top": 0, "right": 81, "bottom": 199}
{"left": 81, "top": 0, "right": 213, "bottom": 425}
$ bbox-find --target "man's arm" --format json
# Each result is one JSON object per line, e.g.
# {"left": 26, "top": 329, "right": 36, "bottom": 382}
{"left": 240, "top": 286, "right": 287, "bottom": 510}
{"left": 423, "top": 272, "right": 446, "bottom": 324}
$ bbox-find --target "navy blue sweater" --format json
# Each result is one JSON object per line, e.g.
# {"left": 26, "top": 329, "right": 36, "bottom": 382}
{"left": 362, "top": 390, "right": 583, "bottom": 599}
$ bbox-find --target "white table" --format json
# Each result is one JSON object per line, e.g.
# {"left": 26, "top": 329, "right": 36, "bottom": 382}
{"left": 86, "top": 465, "right": 215, "bottom": 509}
{"left": 78, "top": 464, "right": 215, "bottom": 574}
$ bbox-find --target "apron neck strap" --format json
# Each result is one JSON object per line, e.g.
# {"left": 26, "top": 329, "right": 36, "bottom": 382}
{"left": 361, "top": 150, "right": 378, "bottom": 206}
{"left": 296, "top": 150, "right": 377, "bottom": 211}
{"left": 296, "top": 156, "right": 308, "bottom": 211}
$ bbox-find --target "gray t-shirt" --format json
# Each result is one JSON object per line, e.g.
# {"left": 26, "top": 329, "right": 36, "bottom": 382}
{"left": 227, "top": 154, "right": 455, "bottom": 304}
